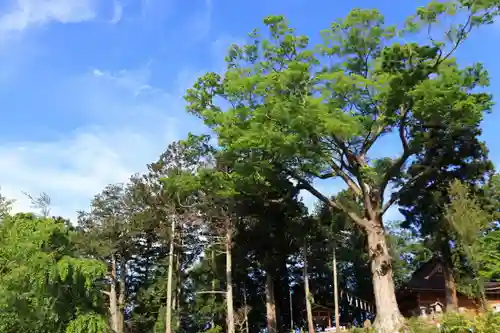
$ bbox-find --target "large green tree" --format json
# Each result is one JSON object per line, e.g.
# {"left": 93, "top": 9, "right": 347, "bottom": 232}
{"left": 184, "top": 2, "right": 499, "bottom": 330}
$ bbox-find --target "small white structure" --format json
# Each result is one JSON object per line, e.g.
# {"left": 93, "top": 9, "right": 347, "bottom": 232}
{"left": 430, "top": 301, "right": 444, "bottom": 314}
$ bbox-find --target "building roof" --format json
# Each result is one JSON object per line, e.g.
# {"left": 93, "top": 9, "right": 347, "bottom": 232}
{"left": 311, "top": 303, "right": 334, "bottom": 311}
{"left": 397, "top": 257, "right": 500, "bottom": 294}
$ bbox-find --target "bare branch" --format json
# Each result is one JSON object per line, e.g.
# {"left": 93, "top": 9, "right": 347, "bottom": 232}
{"left": 381, "top": 168, "right": 432, "bottom": 215}
{"left": 360, "top": 123, "right": 385, "bottom": 158}
{"left": 285, "top": 169, "right": 373, "bottom": 230}
{"left": 379, "top": 105, "right": 412, "bottom": 196}
{"left": 399, "top": 106, "right": 410, "bottom": 152}
{"left": 381, "top": 196, "right": 397, "bottom": 217}
{"left": 331, "top": 135, "right": 351, "bottom": 162}
{"left": 326, "top": 159, "right": 362, "bottom": 196}
{"left": 176, "top": 192, "right": 198, "bottom": 209}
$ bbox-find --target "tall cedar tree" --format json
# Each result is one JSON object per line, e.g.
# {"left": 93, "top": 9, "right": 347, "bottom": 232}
{"left": 234, "top": 172, "right": 305, "bottom": 333}
{"left": 398, "top": 117, "right": 494, "bottom": 311}
{"left": 142, "top": 136, "right": 213, "bottom": 333}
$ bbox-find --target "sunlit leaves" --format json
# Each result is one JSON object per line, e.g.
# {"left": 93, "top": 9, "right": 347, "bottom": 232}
{"left": 65, "top": 314, "right": 110, "bottom": 333}
{"left": 0, "top": 214, "right": 106, "bottom": 333}
{"left": 185, "top": 3, "right": 497, "bottom": 212}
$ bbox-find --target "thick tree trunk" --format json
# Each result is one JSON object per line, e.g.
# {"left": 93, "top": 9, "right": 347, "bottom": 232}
{"left": 265, "top": 271, "right": 278, "bottom": 333}
{"left": 443, "top": 262, "right": 458, "bottom": 312}
{"left": 225, "top": 225, "right": 236, "bottom": 333}
{"left": 165, "top": 218, "right": 176, "bottom": 333}
{"left": 118, "top": 257, "right": 126, "bottom": 333}
{"left": 304, "top": 243, "right": 315, "bottom": 333}
{"left": 367, "top": 224, "right": 404, "bottom": 333}
{"left": 109, "top": 255, "right": 121, "bottom": 333}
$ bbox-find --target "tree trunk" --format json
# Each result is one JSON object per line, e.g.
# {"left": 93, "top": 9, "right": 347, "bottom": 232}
{"left": 243, "top": 286, "right": 250, "bottom": 333}
{"left": 443, "top": 261, "right": 458, "bottom": 312}
{"left": 109, "top": 254, "right": 120, "bottom": 333}
{"left": 172, "top": 291, "right": 177, "bottom": 331}
{"left": 265, "top": 271, "right": 278, "bottom": 333}
{"left": 304, "top": 243, "right": 315, "bottom": 333}
{"left": 274, "top": 264, "right": 287, "bottom": 333}
{"left": 367, "top": 224, "right": 404, "bottom": 333}
{"left": 211, "top": 248, "right": 217, "bottom": 328}
{"left": 165, "top": 217, "right": 176, "bottom": 333}
{"left": 175, "top": 231, "right": 182, "bottom": 331}
{"left": 225, "top": 223, "right": 236, "bottom": 333}
{"left": 118, "top": 257, "right": 126, "bottom": 333}
{"left": 332, "top": 247, "right": 340, "bottom": 330}
{"left": 477, "top": 288, "right": 488, "bottom": 312}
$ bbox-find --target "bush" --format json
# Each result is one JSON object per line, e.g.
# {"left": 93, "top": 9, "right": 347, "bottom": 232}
{"left": 403, "top": 317, "right": 438, "bottom": 333}
{"left": 440, "top": 311, "right": 500, "bottom": 333}
{"left": 347, "top": 312, "right": 500, "bottom": 333}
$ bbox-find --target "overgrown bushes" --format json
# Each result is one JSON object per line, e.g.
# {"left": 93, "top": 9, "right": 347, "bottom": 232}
{"left": 349, "top": 312, "right": 500, "bottom": 333}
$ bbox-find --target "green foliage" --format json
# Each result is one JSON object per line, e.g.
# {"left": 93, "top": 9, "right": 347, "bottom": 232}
{"left": 444, "top": 180, "right": 496, "bottom": 299}
{"left": 479, "top": 228, "right": 500, "bottom": 280}
{"left": 386, "top": 222, "right": 433, "bottom": 288}
{"left": 438, "top": 312, "right": 500, "bottom": 333}
{"left": 445, "top": 176, "right": 500, "bottom": 281}
{"left": 350, "top": 312, "right": 500, "bottom": 333}
{"left": 0, "top": 213, "right": 107, "bottom": 333}
{"left": 201, "top": 325, "right": 223, "bottom": 333}
{"left": 186, "top": 5, "right": 494, "bottom": 195}
{"left": 445, "top": 180, "right": 492, "bottom": 250}
{"left": 483, "top": 173, "right": 500, "bottom": 221}
{"left": 65, "top": 314, "right": 111, "bottom": 333}
{"left": 0, "top": 189, "right": 14, "bottom": 219}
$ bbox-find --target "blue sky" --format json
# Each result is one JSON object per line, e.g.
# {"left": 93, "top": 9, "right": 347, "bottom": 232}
{"left": 0, "top": 0, "right": 498, "bottom": 220}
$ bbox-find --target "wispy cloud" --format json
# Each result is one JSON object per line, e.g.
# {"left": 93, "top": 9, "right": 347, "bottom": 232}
{"left": 0, "top": 67, "right": 184, "bottom": 220}
{"left": 111, "top": 0, "right": 123, "bottom": 24}
{"left": 183, "top": 0, "right": 213, "bottom": 42}
{"left": 0, "top": 0, "right": 97, "bottom": 38}
{"left": 0, "top": 0, "right": 238, "bottom": 221}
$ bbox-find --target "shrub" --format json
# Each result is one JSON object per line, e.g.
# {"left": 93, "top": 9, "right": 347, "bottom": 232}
{"left": 441, "top": 311, "right": 500, "bottom": 333}
{"left": 346, "top": 312, "right": 499, "bottom": 333}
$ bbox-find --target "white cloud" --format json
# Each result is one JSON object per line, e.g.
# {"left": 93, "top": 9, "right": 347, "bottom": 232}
{"left": 181, "top": 0, "right": 213, "bottom": 43}
{"left": 0, "top": 0, "right": 97, "bottom": 37}
{"left": 0, "top": 67, "right": 184, "bottom": 221}
{"left": 0, "top": 0, "right": 231, "bottom": 222}
{"left": 0, "top": 127, "right": 173, "bottom": 216}
{"left": 111, "top": 0, "right": 123, "bottom": 24}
